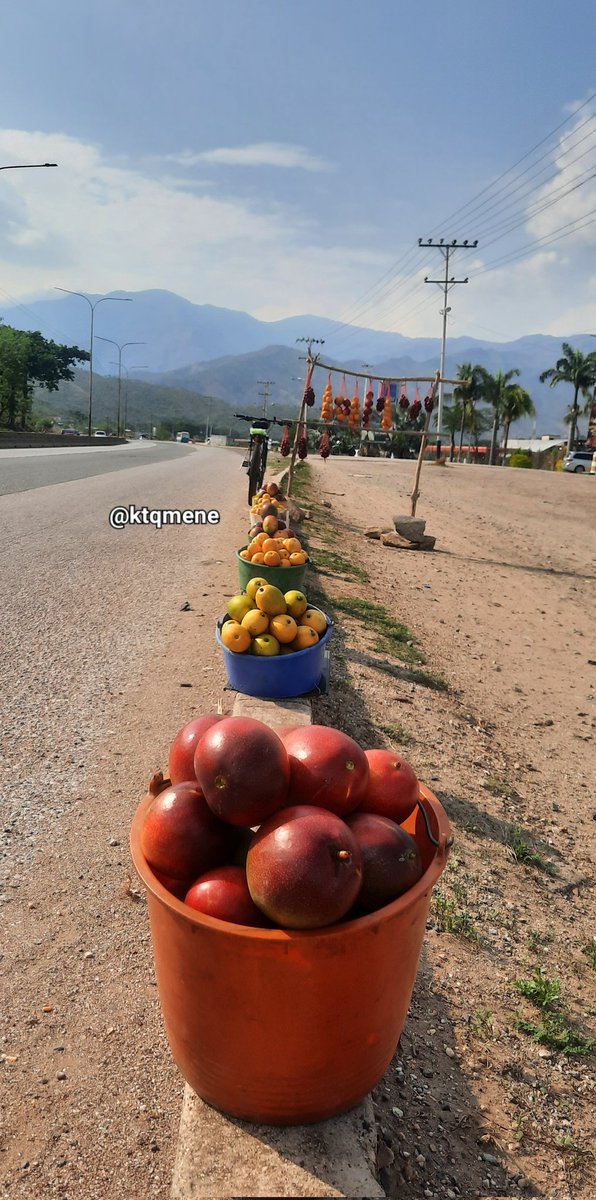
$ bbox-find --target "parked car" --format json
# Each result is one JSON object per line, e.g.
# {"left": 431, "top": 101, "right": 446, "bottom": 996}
{"left": 93, "top": 430, "right": 107, "bottom": 438}
{"left": 563, "top": 449, "right": 594, "bottom": 473}
{"left": 61, "top": 428, "right": 80, "bottom": 436}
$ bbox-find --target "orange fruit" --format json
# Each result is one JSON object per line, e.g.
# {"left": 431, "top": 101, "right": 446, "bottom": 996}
{"left": 270, "top": 614, "right": 298, "bottom": 644}
{"left": 254, "top": 584, "right": 287, "bottom": 616}
{"left": 221, "top": 621, "right": 251, "bottom": 654}
{"left": 263, "top": 550, "right": 281, "bottom": 567}
{"left": 262, "top": 538, "right": 279, "bottom": 555}
{"left": 300, "top": 608, "right": 327, "bottom": 635}
{"left": 241, "top": 608, "right": 269, "bottom": 637}
{"left": 284, "top": 538, "right": 301, "bottom": 554}
{"left": 246, "top": 575, "right": 268, "bottom": 599}
{"left": 251, "top": 552, "right": 265, "bottom": 564}
{"left": 284, "top": 590, "right": 307, "bottom": 618}
{"left": 292, "top": 626, "right": 319, "bottom": 651}
{"left": 239, "top": 550, "right": 250, "bottom": 560}
{"left": 278, "top": 548, "right": 290, "bottom": 559}
{"left": 254, "top": 532, "right": 268, "bottom": 547}
{"left": 289, "top": 551, "right": 307, "bottom": 565}
{"left": 280, "top": 559, "right": 291, "bottom": 568}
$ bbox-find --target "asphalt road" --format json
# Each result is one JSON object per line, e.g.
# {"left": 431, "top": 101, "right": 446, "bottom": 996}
{"left": 0, "top": 439, "right": 196, "bottom": 497}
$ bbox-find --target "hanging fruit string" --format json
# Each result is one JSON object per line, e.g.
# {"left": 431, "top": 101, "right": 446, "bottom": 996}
{"left": 320, "top": 372, "right": 333, "bottom": 422}
{"left": 318, "top": 428, "right": 330, "bottom": 460}
{"left": 408, "top": 384, "right": 422, "bottom": 423}
{"left": 362, "top": 377, "right": 374, "bottom": 430}
{"left": 279, "top": 425, "right": 291, "bottom": 457}
{"left": 376, "top": 379, "right": 386, "bottom": 414}
{"left": 423, "top": 386, "right": 434, "bottom": 413}
{"left": 381, "top": 382, "right": 393, "bottom": 431}
{"left": 297, "top": 422, "right": 308, "bottom": 460}
{"left": 334, "top": 372, "right": 346, "bottom": 424}
{"left": 398, "top": 382, "right": 409, "bottom": 411}
{"left": 349, "top": 379, "right": 360, "bottom": 433}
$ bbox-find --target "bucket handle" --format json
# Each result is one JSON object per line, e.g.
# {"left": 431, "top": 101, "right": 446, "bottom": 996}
{"left": 416, "top": 798, "right": 453, "bottom": 858}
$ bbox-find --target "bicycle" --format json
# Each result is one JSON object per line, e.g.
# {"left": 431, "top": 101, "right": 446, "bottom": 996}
{"left": 235, "top": 414, "right": 277, "bottom": 505}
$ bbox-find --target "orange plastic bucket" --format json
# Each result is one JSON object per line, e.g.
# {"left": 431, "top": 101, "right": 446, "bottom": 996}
{"left": 130, "top": 784, "right": 451, "bottom": 1125}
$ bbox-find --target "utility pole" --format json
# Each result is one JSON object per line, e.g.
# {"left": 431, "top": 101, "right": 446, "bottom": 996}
{"left": 419, "top": 237, "right": 477, "bottom": 436}
{"left": 257, "top": 379, "right": 275, "bottom": 418}
{"left": 287, "top": 338, "right": 324, "bottom": 497}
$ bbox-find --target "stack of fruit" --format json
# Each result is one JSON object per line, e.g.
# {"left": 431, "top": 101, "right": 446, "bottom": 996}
{"left": 240, "top": 523, "right": 308, "bottom": 568}
{"left": 140, "top": 716, "right": 425, "bottom": 930}
{"left": 320, "top": 376, "right": 333, "bottom": 422}
{"left": 221, "top": 582, "right": 327, "bottom": 656}
{"left": 250, "top": 481, "right": 287, "bottom": 518}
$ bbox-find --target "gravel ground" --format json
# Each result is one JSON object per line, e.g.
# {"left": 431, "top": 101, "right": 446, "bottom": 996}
{"left": 0, "top": 446, "right": 248, "bottom": 1200}
{"left": 301, "top": 456, "right": 595, "bottom": 1200}
{"left": 2, "top": 447, "right": 594, "bottom": 1200}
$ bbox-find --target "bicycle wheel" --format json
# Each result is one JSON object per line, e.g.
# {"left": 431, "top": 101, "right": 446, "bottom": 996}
{"left": 248, "top": 439, "right": 265, "bottom": 506}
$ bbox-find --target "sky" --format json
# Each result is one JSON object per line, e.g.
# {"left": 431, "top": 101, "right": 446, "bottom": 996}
{"left": 0, "top": 0, "right": 595, "bottom": 354}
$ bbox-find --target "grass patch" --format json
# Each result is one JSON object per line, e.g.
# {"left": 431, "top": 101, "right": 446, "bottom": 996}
{"left": 378, "top": 722, "right": 415, "bottom": 747}
{"left": 470, "top": 1007, "right": 495, "bottom": 1039}
{"left": 513, "top": 969, "right": 594, "bottom": 1056}
{"left": 331, "top": 596, "right": 425, "bottom": 665}
{"left": 482, "top": 775, "right": 510, "bottom": 797}
{"left": 431, "top": 892, "right": 479, "bottom": 943}
{"left": 527, "top": 929, "right": 554, "bottom": 952}
{"left": 288, "top": 462, "right": 312, "bottom": 502}
{"left": 581, "top": 941, "right": 596, "bottom": 971}
{"left": 507, "top": 828, "right": 556, "bottom": 875}
{"left": 313, "top": 548, "right": 370, "bottom": 584}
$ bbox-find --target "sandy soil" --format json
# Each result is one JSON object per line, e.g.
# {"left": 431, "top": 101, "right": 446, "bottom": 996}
{"left": 304, "top": 456, "right": 595, "bottom": 1200}
{"left": 2, "top": 448, "right": 594, "bottom": 1200}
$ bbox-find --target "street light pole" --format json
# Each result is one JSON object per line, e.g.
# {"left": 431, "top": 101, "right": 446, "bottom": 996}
{"left": 54, "top": 289, "right": 133, "bottom": 436}
{"left": 95, "top": 336, "right": 146, "bottom": 436}
{"left": 111, "top": 363, "right": 148, "bottom": 434}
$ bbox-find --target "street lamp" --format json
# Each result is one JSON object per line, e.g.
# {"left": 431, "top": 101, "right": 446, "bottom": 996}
{"left": 95, "top": 336, "right": 146, "bottom": 437}
{"left": 54, "top": 288, "right": 133, "bottom": 436}
{"left": 0, "top": 162, "right": 57, "bottom": 171}
{"left": 110, "top": 362, "right": 149, "bottom": 434}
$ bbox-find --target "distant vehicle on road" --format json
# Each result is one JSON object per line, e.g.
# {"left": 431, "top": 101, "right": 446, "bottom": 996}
{"left": 61, "top": 428, "right": 80, "bottom": 436}
{"left": 563, "top": 449, "right": 593, "bottom": 473}
{"left": 93, "top": 430, "right": 107, "bottom": 438}
{"left": 176, "top": 431, "right": 191, "bottom": 443}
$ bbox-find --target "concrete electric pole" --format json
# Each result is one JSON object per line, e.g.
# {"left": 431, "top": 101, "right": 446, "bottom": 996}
{"left": 419, "top": 238, "right": 478, "bottom": 436}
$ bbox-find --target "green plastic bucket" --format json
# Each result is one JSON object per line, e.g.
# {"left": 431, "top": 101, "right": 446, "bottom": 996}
{"left": 236, "top": 548, "right": 308, "bottom": 594}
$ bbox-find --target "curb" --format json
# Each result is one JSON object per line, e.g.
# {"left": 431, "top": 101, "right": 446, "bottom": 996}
{"left": 170, "top": 693, "right": 383, "bottom": 1199}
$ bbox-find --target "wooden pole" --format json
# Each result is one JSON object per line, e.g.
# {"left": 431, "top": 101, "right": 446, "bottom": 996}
{"left": 410, "top": 371, "right": 440, "bottom": 517}
{"left": 286, "top": 361, "right": 313, "bottom": 499}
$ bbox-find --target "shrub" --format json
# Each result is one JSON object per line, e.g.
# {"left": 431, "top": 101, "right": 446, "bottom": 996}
{"left": 509, "top": 451, "right": 533, "bottom": 469}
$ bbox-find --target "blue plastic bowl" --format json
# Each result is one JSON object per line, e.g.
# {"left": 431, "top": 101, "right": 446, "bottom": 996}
{"left": 216, "top": 610, "right": 332, "bottom": 699}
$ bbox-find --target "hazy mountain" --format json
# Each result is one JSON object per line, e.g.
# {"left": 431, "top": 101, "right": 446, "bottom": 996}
{"left": 4, "top": 288, "right": 594, "bottom": 435}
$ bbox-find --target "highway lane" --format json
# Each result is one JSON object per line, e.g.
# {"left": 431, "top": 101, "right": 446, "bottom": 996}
{"left": 0, "top": 439, "right": 195, "bottom": 497}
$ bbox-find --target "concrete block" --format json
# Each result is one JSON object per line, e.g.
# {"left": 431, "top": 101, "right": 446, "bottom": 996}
{"left": 392, "top": 514, "right": 426, "bottom": 541}
{"left": 171, "top": 1085, "right": 384, "bottom": 1198}
{"left": 231, "top": 694, "right": 312, "bottom": 728}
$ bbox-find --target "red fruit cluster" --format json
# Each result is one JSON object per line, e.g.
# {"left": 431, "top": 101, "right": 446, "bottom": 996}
{"left": 140, "top": 717, "right": 423, "bottom": 931}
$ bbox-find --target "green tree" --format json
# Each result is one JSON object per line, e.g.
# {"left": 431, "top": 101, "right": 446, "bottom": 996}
{"left": 453, "top": 363, "right": 485, "bottom": 461}
{"left": 501, "top": 385, "right": 535, "bottom": 463}
{"left": 478, "top": 366, "right": 526, "bottom": 465}
{"left": 0, "top": 323, "right": 89, "bottom": 429}
{"left": 539, "top": 343, "right": 596, "bottom": 454}
{"left": 439, "top": 396, "right": 463, "bottom": 461}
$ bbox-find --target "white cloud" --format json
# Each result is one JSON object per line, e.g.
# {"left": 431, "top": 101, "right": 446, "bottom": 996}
{"left": 0, "top": 128, "right": 377, "bottom": 320}
{"left": 165, "top": 142, "right": 330, "bottom": 172}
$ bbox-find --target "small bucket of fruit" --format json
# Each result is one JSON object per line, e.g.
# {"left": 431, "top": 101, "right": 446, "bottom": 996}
{"left": 239, "top": 513, "right": 309, "bottom": 592}
{"left": 249, "top": 480, "right": 287, "bottom": 524}
{"left": 217, "top": 581, "right": 331, "bottom": 698}
{"left": 130, "top": 716, "right": 452, "bottom": 1125}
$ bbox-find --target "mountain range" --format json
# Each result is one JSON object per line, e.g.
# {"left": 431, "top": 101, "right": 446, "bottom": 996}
{"left": 3, "top": 288, "right": 594, "bottom": 435}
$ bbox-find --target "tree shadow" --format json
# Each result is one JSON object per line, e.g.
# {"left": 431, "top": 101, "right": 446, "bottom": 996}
{"left": 434, "top": 789, "right": 564, "bottom": 865}
{"left": 435, "top": 548, "right": 596, "bottom": 583}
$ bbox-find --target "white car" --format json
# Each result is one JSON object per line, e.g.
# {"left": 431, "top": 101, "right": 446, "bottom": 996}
{"left": 93, "top": 430, "right": 107, "bottom": 438}
{"left": 563, "top": 449, "right": 593, "bottom": 473}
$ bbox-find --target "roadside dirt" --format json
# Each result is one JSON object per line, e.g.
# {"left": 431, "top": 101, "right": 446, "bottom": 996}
{"left": 2, "top": 450, "right": 594, "bottom": 1200}
{"left": 301, "top": 456, "right": 595, "bottom": 1200}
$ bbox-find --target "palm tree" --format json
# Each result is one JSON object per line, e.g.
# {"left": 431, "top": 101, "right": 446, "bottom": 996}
{"left": 453, "top": 363, "right": 485, "bottom": 461}
{"left": 539, "top": 343, "right": 596, "bottom": 454}
{"left": 439, "top": 397, "right": 463, "bottom": 461}
{"left": 500, "top": 385, "right": 535, "bottom": 463}
{"left": 478, "top": 367, "right": 525, "bottom": 465}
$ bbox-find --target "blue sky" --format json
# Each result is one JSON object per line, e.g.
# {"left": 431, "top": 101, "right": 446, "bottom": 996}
{"left": 1, "top": 0, "right": 595, "bottom": 349}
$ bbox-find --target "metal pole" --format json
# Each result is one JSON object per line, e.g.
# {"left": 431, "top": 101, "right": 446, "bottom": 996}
{"left": 437, "top": 247, "right": 450, "bottom": 437}
{"left": 54, "top": 290, "right": 133, "bottom": 436}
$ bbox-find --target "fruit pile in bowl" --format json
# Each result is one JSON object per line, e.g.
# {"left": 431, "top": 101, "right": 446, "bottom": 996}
{"left": 250, "top": 480, "right": 287, "bottom": 518}
{"left": 221, "top": 582, "right": 328, "bottom": 656}
{"left": 139, "top": 715, "right": 426, "bottom": 930}
{"left": 240, "top": 517, "right": 309, "bottom": 568}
